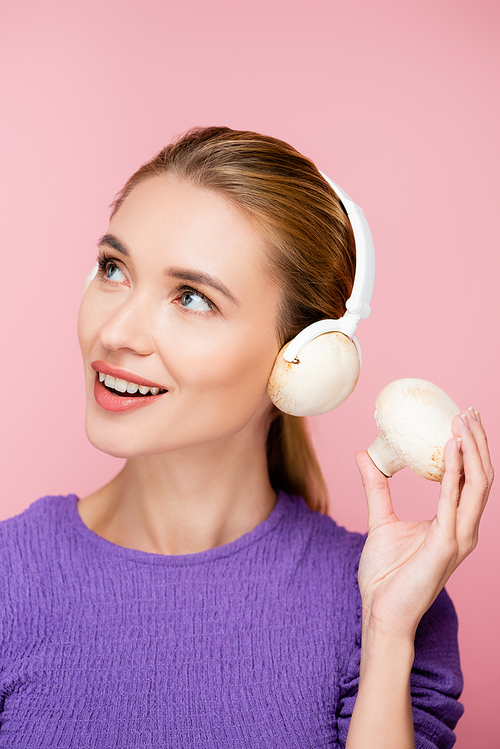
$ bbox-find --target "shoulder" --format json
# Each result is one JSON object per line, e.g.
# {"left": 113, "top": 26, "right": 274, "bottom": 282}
{"left": 279, "top": 492, "right": 367, "bottom": 600}
{"left": 284, "top": 491, "right": 367, "bottom": 561}
{"left": 0, "top": 492, "right": 70, "bottom": 531}
{"left": 0, "top": 494, "right": 76, "bottom": 572}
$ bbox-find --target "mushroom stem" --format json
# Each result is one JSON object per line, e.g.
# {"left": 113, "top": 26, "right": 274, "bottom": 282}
{"left": 367, "top": 435, "right": 406, "bottom": 478}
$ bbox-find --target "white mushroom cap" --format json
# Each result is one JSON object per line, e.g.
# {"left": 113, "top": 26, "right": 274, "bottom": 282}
{"left": 267, "top": 332, "right": 360, "bottom": 416}
{"left": 368, "top": 378, "right": 461, "bottom": 481}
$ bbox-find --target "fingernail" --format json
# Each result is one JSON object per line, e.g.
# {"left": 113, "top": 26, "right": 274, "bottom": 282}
{"left": 475, "top": 410, "right": 482, "bottom": 424}
{"left": 456, "top": 436, "right": 463, "bottom": 452}
{"left": 461, "top": 413, "right": 470, "bottom": 429}
{"left": 468, "top": 406, "right": 477, "bottom": 421}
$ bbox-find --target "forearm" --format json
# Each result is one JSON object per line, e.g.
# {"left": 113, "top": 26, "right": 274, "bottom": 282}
{"left": 345, "top": 625, "right": 416, "bottom": 749}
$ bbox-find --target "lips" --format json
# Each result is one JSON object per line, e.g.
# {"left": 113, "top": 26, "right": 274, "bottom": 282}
{"left": 91, "top": 360, "right": 166, "bottom": 389}
{"left": 93, "top": 373, "right": 167, "bottom": 412}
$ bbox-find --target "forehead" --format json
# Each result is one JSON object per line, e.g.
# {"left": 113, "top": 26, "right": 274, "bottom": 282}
{"left": 108, "top": 174, "right": 273, "bottom": 287}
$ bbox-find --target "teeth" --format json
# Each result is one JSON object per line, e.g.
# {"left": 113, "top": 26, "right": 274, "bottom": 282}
{"left": 114, "top": 378, "right": 128, "bottom": 393}
{"left": 98, "top": 371, "right": 166, "bottom": 396}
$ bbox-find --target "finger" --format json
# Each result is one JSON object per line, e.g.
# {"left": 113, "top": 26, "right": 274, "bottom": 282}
{"left": 452, "top": 412, "right": 490, "bottom": 508}
{"left": 355, "top": 450, "right": 397, "bottom": 529}
{"left": 435, "top": 436, "right": 462, "bottom": 539}
{"left": 450, "top": 413, "right": 490, "bottom": 555}
{"left": 462, "top": 408, "right": 494, "bottom": 505}
{"left": 452, "top": 410, "right": 485, "bottom": 474}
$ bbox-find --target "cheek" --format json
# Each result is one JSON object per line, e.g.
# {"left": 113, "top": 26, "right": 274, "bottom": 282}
{"left": 77, "top": 297, "right": 92, "bottom": 356}
{"left": 77, "top": 293, "right": 112, "bottom": 383}
{"left": 77, "top": 295, "right": 101, "bottom": 357}
{"left": 168, "top": 324, "right": 278, "bottom": 411}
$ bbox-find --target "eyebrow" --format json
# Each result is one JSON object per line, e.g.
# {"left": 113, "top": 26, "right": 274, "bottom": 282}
{"left": 98, "top": 233, "right": 130, "bottom": 256}
{"left": 97, "top": 233, "right": 240, "bottom": 306}
{"left": 165, "top": 268, "right": 240, "bottom": 306}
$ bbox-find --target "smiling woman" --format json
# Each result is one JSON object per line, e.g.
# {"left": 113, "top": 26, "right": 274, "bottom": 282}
{"left": 0, "top": 127, "right": 492, "bottom": 749}
{"left": 78, "top": 170, "right": 287, "bottom": 477}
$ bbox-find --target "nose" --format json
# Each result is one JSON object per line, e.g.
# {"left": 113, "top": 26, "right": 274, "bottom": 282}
{"left": 98, "top": 292, "right": 155, "bottom": 356}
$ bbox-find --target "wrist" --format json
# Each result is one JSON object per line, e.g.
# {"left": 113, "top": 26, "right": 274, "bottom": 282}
{"left": 361, "top": 623, "right": 416, "bottom": 654}
{"left": 362, "top": 603, "right": 419, "bottom": 643}
{"left": 351, "top": 626, "right": 416, "bottom": 749}
{"left": 360, "top": 623, "right": 415, "bottom": 681}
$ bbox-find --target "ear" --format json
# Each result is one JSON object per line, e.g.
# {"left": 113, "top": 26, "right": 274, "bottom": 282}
{"left": 267, "top": 331, "right": 360, "bottom": 416}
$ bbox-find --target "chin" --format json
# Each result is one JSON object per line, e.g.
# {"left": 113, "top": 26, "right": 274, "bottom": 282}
{"left": 84, "top": 425, "right": 140, "bottom": 459}
{"left": 84, "top": 411, "right": 265, "bottom": 460}
{"left": 83, "top": 385, "right": 272, "bottom": 458}
{"left": 83, "top": 410, "right": 149, "bottom": 458}
{"left": 83, "top": 412, "right": 191, "bottom": 459}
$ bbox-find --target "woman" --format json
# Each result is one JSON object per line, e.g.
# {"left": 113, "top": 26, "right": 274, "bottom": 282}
{"left": 0, "top": 127, "right": 493, "bottom": 748}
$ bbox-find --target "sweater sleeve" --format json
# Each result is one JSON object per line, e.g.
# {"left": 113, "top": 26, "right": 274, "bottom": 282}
{"left": 337, "top": 585, "right": 464, "bottom": 748}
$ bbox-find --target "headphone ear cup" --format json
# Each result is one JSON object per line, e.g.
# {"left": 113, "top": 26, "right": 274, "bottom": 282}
{"left": 267, "top": 332, "right": 360, "bottom": 416}
{"left": 82, "top": 264, "right": 98, "bottom": 297}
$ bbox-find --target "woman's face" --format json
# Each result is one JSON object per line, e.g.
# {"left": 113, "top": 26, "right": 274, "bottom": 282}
{"left": 78, "top": 174, "right": 283, "bottom": 458}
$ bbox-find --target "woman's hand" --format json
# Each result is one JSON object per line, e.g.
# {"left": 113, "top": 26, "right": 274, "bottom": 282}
{"left": 355, "top": 407, "right": 494, "bottom": 640}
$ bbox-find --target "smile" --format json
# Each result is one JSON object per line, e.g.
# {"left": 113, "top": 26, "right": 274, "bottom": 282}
{"left": 93, "top": 372, "right": 168, "bottom": 413}
{"left": 98, "top": 371, "right": 168, "bottom": 397}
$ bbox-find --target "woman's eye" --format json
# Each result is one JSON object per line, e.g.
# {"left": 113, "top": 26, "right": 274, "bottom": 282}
{"left": 179, "top": 290, "right": 212, "bottom": 312}
{"left": 104, "top": 262, "right": 126, "bottom": 283}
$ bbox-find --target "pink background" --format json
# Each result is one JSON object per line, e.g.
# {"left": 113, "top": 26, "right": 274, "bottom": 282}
{"left": 1, "top": 0, "right": 498, "bottom": 744}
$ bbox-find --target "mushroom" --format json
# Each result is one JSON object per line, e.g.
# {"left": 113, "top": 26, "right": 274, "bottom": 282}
{"left": 268, "top": 332, "right": 360, "bottom": 416}
{"left": 367, "top": 378, "right": 461, "bottom": 481}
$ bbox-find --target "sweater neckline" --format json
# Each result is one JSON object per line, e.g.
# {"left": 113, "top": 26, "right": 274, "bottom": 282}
{"left": 66, "top": 490, "right": 290, "bottom": 566}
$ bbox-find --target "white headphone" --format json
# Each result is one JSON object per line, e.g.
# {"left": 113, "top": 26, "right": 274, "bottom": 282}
{"left": 266, "top": 173, "right": 375, "bottom": 417}
{"left": 82, "top": 172, "right": 375, "bottom": 418}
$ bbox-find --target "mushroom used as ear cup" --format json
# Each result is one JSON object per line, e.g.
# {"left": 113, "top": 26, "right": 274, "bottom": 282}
{"left": 367, "top": 378, "right": 461, "bottom": 481}
{"left": 82, "top": 264, "right": 98, "bottom": 297}
{"left": 267, "top": 332, "right": 360, "bottom": 417}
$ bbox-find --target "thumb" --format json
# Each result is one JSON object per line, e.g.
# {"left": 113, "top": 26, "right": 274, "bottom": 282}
{"left": 355, "top": 450, "right": 397, "bottom": 528}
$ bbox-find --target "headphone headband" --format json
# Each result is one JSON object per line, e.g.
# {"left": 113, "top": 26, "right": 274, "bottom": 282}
{"left": 281, "top": 172, "right": 375, "bottom": 365}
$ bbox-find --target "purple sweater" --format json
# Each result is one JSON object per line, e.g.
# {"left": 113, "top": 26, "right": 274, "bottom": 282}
{"left": 0, "top": 491, "right": 463, "bottom": 747}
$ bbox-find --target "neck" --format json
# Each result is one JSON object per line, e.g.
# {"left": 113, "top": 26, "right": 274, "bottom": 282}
{"left": 79, "top": 430, "right": 277, "bottom": 555}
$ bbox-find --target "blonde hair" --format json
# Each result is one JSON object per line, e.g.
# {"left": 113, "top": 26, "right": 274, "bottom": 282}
{"left": 110, "top": 127, "right": 356, "bottom": 515}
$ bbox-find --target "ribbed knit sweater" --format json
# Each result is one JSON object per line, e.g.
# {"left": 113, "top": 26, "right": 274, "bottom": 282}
{"left": 0, "top": 490, "right": 463, "bottom": 747}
